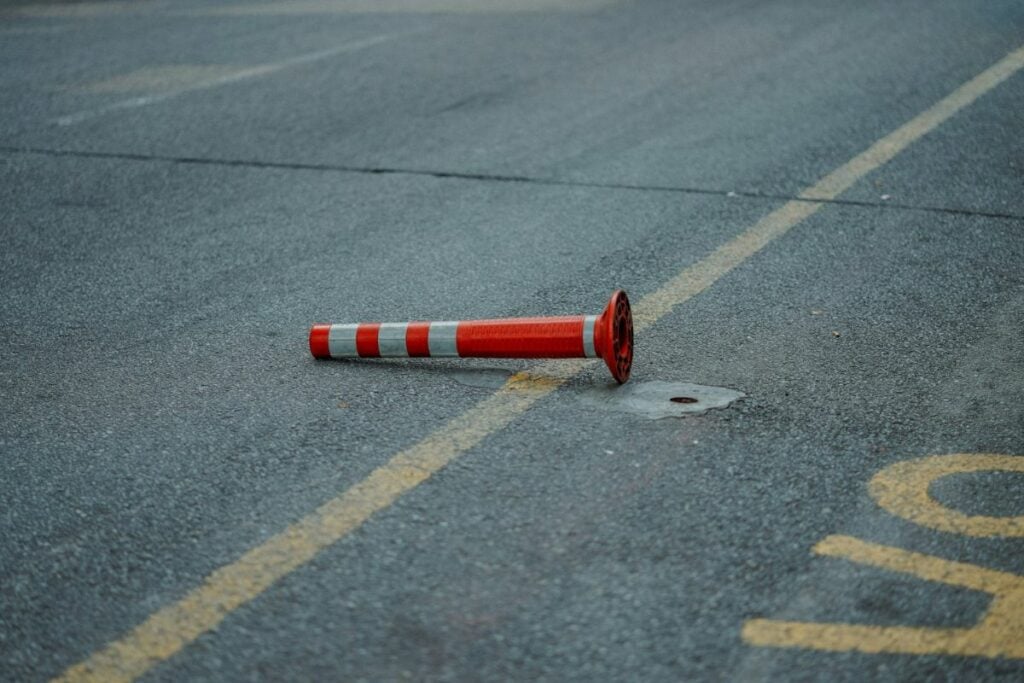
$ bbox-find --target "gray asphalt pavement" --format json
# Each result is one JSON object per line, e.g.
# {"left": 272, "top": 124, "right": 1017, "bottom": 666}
{"left": 2, "top": 1, "right": 1023, "bottom": 681}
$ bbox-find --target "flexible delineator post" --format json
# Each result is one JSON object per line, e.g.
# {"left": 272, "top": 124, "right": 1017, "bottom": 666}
{"left": 309, "top": 290, "right": 634, "bottom": 383}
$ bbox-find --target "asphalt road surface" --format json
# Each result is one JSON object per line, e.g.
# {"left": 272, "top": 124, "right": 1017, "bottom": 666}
{"left": 2, "top": 1, "right": 1023, "bottom": 681}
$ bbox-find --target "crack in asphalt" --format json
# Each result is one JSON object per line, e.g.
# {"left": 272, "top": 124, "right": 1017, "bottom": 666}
{"left": 2, "top": 144, "right": 1022, "bottom": 223}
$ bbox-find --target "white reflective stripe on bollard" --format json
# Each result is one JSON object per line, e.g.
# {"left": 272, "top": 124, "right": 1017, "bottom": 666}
{"left": 428, "top": 321, "right": 460, "bottom": 357}
{"left": 582, "top": 315, "right": 598, "bottom": 358}
{"left": 377, "top": 322, "right": 409, "bottom": 357}
{"left": 328, "top": 324, "right": 359, "bottom": 357}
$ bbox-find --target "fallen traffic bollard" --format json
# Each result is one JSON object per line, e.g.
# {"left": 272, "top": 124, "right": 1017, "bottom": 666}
{"left": 309, "top": 290, "right": 633, "bottom": 383}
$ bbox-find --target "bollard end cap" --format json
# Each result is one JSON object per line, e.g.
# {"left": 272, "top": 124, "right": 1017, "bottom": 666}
{"left": 599, "top": 290, "right": 633, "bottom": 383}
{"left": 309, "top": 324, "right": 331, "bottom": 358}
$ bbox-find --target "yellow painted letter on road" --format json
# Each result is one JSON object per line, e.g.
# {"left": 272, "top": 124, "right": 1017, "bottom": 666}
{"left": 870, "top": 453, "right": 1024, "bottom": 537}
{"left": 743, "top": 535, "right": 1024, "bottom": 658}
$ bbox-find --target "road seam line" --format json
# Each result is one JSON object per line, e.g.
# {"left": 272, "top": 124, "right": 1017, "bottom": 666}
{"left": 4, "top": 145, "right": 1022, "bottom": 222}
{"left": 53, "top": 44, "right": 1024, "bottom": 683}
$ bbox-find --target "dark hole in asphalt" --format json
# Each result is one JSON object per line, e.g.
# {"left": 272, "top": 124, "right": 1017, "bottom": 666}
{"left": 670, "top": 396, "right": 698, "bottom": 404}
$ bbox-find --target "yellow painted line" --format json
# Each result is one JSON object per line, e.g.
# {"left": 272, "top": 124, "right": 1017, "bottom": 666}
{"left": 56, "top": 367, "right": 575, "bottom": 683}
{"left": 742, "top": 535, "right": 1024, "bottom": 658}
{"left": 870, "top": 453, "right": 1024, "bottom": 537}
{"left": 55, "top": 44, "right": 1024, "bottom": 683}
{"left": 636, "top": 45, "right": 1024, "bottom": 330}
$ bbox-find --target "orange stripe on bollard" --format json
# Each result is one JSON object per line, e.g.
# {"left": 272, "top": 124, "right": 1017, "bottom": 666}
{"left": 405, "top": 321, "right": 431, "bottom": 358}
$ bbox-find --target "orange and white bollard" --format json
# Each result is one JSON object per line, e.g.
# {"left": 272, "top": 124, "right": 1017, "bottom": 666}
{"left": 309, "top": 290, "right": 634, "bottom": 383}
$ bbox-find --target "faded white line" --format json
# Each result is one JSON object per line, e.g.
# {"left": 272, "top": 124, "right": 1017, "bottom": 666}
{"left": 8, "top": 1, "right": 163, "bottom": 19}
{"left": 201, "top": 0, "right": 618, "bottom": 17}
{"left": 53, "top": 33, "right": 401, "bottom": 126}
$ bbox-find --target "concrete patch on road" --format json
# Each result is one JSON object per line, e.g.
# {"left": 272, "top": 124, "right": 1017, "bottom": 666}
{"left": 578, "top": 381, "right": 745, "bottom": 420}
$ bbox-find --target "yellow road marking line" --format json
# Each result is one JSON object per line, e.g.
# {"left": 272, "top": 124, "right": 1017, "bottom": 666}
{"left": 55, "top": 44, "right": 1024, "bottom": 683}
{"left": 55, "top": 366, "right": 579, "bottom": 683}
{"left": 637, "top": 45, "right": 1024, "bottom": 330}
{"left": 870, "top": 454, "right": 1024, "bottom": 537}
{"left": 742, "top": 535, "right": 1024, "bottom": 658}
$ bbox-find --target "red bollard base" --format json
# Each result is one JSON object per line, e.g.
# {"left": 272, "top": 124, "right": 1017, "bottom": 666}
{"left": 596, "top": 289, "right": 633, "bottom": 384}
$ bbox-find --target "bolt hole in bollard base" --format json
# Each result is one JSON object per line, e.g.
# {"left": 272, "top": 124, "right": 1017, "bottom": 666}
{"left": 310, "top": 291, "right": 634, "bottom": 383}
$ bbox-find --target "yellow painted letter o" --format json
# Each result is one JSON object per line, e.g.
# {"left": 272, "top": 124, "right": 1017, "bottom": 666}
{"left": 870, "top": 454, "right": 1024, "bottom": 537}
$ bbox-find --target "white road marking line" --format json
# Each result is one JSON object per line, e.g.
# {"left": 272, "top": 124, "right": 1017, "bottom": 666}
{"left": 202, "top": 0, "right": 618, "bottom": 17}
{"left": 53, "top": 33, "right": 401, "bottom": 127}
